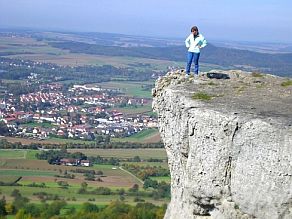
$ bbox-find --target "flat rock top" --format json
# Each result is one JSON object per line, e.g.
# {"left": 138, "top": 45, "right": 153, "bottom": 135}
{"left": 153, "top": 70, "right": 292, "bottom": 126}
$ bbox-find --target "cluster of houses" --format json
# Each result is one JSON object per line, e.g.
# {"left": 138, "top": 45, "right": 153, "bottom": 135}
{"left": 0, "top": 108, "right": 157, "bottom": 140}
{"left": 59, "top": 158, "right": 91, "bottom": 167}
{"left": 0, "top": 81, "right": 158, "bottom": 140}
{"left": 16, "top": 83, "right": 150, "bottom": 110}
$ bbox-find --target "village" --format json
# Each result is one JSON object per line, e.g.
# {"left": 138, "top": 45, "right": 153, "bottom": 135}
{"left": 0, "top": 71, "right": 158, "bottom": 141}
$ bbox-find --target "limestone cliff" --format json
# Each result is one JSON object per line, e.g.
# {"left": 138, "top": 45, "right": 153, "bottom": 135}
{"left": 152, "top": 70, "right": 292, "bottom": 219}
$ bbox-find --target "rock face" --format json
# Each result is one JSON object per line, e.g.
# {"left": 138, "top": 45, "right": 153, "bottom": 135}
{"left": 152, "top": 70, "right": 292, "bottom": 219}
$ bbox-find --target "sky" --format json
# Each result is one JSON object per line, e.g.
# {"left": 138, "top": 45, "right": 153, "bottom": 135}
{"left": 0, "top": 0, "right": 292, "bottom": 43}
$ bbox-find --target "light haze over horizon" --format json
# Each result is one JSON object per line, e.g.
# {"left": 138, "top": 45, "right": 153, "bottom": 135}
{"left": 0, "top": 0, "right": 292, "bottom": 43}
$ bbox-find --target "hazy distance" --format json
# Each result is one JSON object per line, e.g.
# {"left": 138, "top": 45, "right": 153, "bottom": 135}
{"left": 0, "top": 0, "right": 292, "bottom": 43}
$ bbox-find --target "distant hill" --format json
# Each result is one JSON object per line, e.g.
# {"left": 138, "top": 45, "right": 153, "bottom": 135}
{"left": 49, "top": 41, "right": 292, "bottom": 77}
{"left": 211, "top": 40, "right": 292, "bottom": 53}
{"left": 29, "top": 30, "right": 182, "bottom": 47}
{"left": 1, "top": 29, "right": 291, "bottom": 77}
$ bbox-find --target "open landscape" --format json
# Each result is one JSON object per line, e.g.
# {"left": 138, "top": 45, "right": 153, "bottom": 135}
{"left": 0, "top": 0, "right": 291, "bottom": 218}
{"left": 0, "top": 30, "right": 174, "bottom": 218}
{"left": 0, "top": 26, "right": 291, "bottom": 218}
{"left": 0, "top": 148, "right": 170, "bottom": 218}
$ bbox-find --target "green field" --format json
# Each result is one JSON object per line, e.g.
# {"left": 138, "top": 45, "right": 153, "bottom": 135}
{"left": 48, "top": 137, "right": 95, "bottom": 144}
{"left": 25, "top": 150, "right": 39, "bottom": 160}
{"left": 111, "top": 128, "right": 160, "bottom": 143}
{"left": 0, "top": 169, "right": 56, "bottom": 177}
{"left": 0, "top": 149, "right": 38, "bottom": 160}
{"left": 20, "top": 121, "right": 56, "bottom": 128}
{"left": 0, "top": 149, "right": 168, "bottom": 189}
{"left": 0, "top": 185, "right": 120, "bottom": 202}
{"left": 150, "top": 176, "right": 171, "bottom": 183}
{"left": 0, "top": 175, "right": 21, "bottom": 184}
{"left": 111, "top": 105, "right": 152, "bottom": 115}
{"left": 2, "top": 127, "right": 160, "bottom": 146}
{"left": 0, "top": 34, "right": 172, "bottom": 215}
{"left": 1, "top": 136, "right": 92, "bottom": 145}
{"left": 96, "top": 81, "right": 154, "bottom": 98}
{"left": 125, "top": 129, "right": 158, "bottom": 140}
{"left": 0, "top": 135, "right": 169, "bottom": 216}
{"left": 0, "top": 150, "right": 25, "bottom": 159}
{"left": 0, "top": 159, "right": 142, "bottom": 186}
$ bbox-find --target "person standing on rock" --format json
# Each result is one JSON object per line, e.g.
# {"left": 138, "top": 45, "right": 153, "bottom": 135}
{"left": 185, "top": 26, "right": 207, "bottom": 78}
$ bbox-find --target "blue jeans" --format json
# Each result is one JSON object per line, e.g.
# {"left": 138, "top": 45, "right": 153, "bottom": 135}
{"left": 186, "top": 52, "right": 200, "bottom": 74}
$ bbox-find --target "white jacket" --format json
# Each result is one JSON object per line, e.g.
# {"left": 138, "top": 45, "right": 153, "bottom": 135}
{"left": 185, "top": 33, "right": 207, "bottom": 53}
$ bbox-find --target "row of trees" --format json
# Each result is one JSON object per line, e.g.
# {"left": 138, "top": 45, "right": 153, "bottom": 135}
{"left": 0, "top": 190, "right": 167, "bottom": 219}
{"left": 35, "top": 149, "right": 120, "bottom": 166}
{"left": 77, "top": 182, "right": 170, "bottom": 200}
{"left": 0, "top": 138, "right": 164, "bottom": 150}
{"left": 35, "top": 149, "right": 87, "bottom": 164}
{"left": 35, "top": 150, "right": 164, "bottom": 167}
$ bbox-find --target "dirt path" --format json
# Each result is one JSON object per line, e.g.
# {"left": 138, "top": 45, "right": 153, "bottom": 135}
{"left": 119, "top": 166, "right": 144, "bottom": 185}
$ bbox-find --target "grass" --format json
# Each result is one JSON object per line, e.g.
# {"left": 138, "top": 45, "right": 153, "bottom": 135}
{"left": 1, "top": 184, "right": 169, "bottom": 205}
{"left": 20, "top": 121, "right": 56, "bottom": 128}
{"left": 0, "top": 176, "right": 21, "bottom": 184}
{"left": 2, "top": 79, "right": 25, "bottom": 84}
{"left": 251, "top": 72, "right": 264, "bottom": 77}
{"left": 236, "top": 86, "right": 246, "bottom": 94}
{"left": 2, "top": 136, "right": 96, "bottom": 145}
{"left": 0, "top": 158, "right": 53, "bottom": 170}
{"left": 0, "top": 150, "right": 25, "bottom": 159}
{"left": 0, "top": 169, "right": 56, "bottom": 177}
{"left": 192, "top": 92, "right": 213, "bottom": 101}
{"left": 207, "top": 81, "right": 216, "bottom": 86}
{"left": 149, "top": 176, "right": 171, "bottom": 183}
{"left": 96, "top": 81, "right": 153, "bottom": 98}
{"left": 111, "top": 104, "right": 152, "bottom": 115}
{"left": 281, "top": 80, "right": 292, "bottom": 87}
{"left": 0, "top": 149, "right": 38, "bottom": 160}
{"left": 127, "top": 129, "right": 158, "bottom": 139}
{"left": 19, "top": 180, "right": 69, "bottom": 188}
{"left": 18, "top": 180, "right": 124, "bottom": 190}
{"left": 0, "top": 157, "right": 144, "bottom": 187}
{"left": 111, "top": 128, "right": 159, "bottom": 143}
{"left": 26, "top": 150, "right": 39, "bottom": 160}
{"left": 0, "top": 185, "right": 119, "bottom": 201}
{"left": 48, "top": 137, "right": 95, "bottom": 144}
{"left": 0, "top": 149, "right": 169, "bottom": 208}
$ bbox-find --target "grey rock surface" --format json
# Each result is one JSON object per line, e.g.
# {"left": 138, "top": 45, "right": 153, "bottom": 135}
{"left": 152, "top": 70, "right": 292, "bottom": 219}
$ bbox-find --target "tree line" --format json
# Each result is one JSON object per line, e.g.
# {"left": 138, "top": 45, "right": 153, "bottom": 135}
{"left": 0, "top": 138, "right": 164, "bottom": 150}
{"left": 35, "top": 150, "right": 165, "bottom": 167}
{"left": 0, "top": 192, "right": 166, "bottom": 219}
